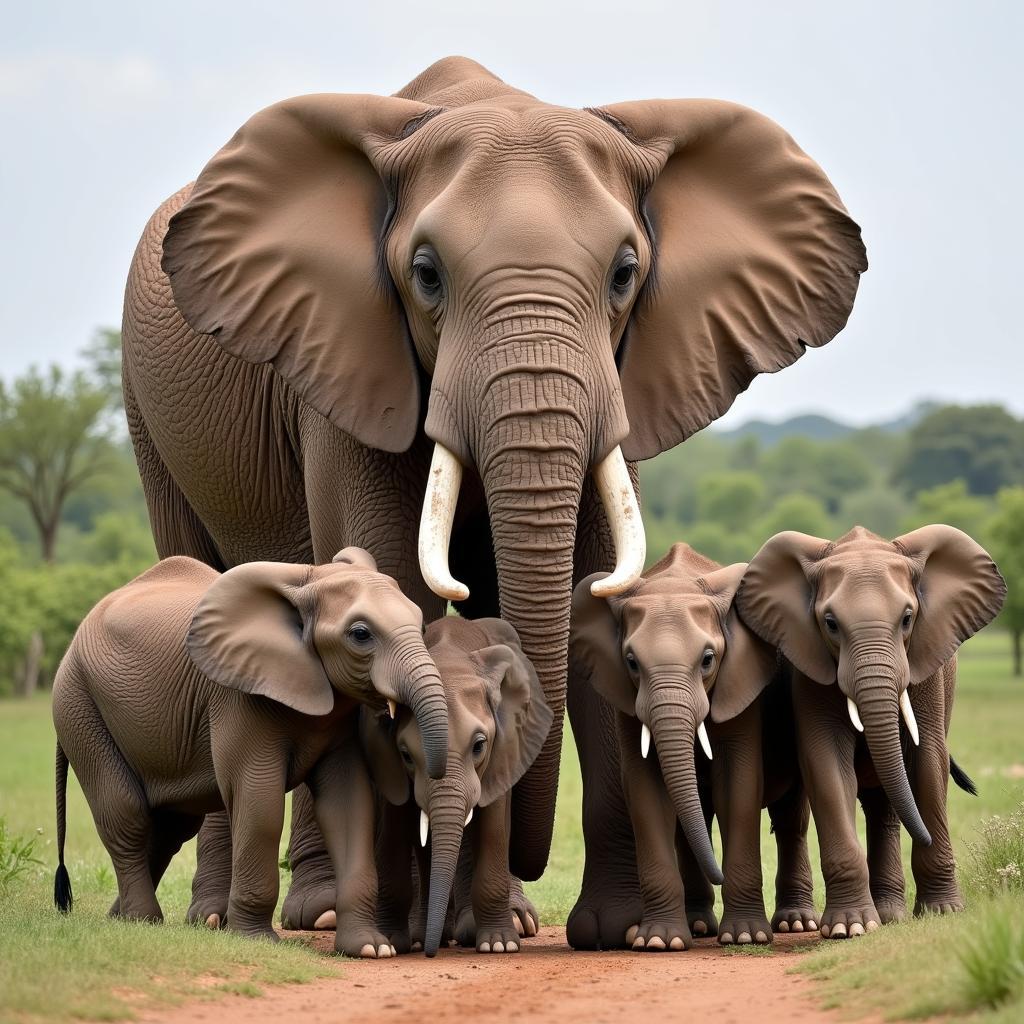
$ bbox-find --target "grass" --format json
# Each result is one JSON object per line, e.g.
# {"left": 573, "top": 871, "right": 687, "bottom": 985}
{"left": 0, "top": 627, "right": 1020, "bottom": 1021}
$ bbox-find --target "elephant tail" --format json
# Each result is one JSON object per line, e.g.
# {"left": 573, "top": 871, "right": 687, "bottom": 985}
{"left": 949, "top": 754, "right": 978, "bottom": 797}
{"left": 54, "top": 743, "right": 73, "bottom": 913}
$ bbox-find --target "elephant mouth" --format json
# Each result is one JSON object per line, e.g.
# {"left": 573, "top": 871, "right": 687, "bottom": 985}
{"left": 417, "top": 441, "right": 645, "bottom": 601}
{"left": 846, "top": 690, "right": 920, "bottom": 745}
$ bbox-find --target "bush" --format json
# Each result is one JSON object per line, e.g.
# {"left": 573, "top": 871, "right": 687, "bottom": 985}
{"left": 964, "top": 802, "right": 1024, "bottom": 899}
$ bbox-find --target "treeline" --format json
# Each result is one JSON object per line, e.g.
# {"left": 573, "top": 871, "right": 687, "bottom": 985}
{"left": 1, "top": 334, "right": 1022, "bottom": 694}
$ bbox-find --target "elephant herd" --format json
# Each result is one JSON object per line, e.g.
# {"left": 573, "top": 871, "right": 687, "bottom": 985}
{"left": 48, "top": 57, "right": 1007, "bottom": 959}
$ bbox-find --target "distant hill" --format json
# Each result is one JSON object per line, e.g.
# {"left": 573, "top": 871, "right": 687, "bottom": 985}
{"left": 715, "top": 401, "right": 942, "bottom": 446}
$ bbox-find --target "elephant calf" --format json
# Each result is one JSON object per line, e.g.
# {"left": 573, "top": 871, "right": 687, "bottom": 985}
{"left": 361, "top": 616, "right": 552, "bottom": 956}
{"left": 52, "top": 548, "right": 449, "bottom": 958}
{"left": 737, "top": 525, "right": 1005, "bottom": 937}
{"left": 572, "top": 543, "right": 817, "bottom": 949}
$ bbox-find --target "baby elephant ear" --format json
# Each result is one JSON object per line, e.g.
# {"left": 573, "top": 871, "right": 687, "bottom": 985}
{"left": 474, "top": 642, "right": 553, "bottom": 807}
{"left": 186, "top": 562, "right": 334, "bottom": 717}
{"left": 598, "top": 99, "right": 866, "bottom": 462}
{"left": 569, "top": 573, "right": 635, "bottom": 715}
{"left": 358, "top": 708, "right": 410, "bottom": 806}
{"left": 332, "top": 547, "right": 378, "bottom": 571}
{"left": 894, "top": 525, "right": 1007, "bottom": 684}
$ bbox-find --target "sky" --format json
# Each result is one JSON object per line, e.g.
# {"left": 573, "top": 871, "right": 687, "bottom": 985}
{"left": 0, "top": 0, "right": 1020, "bottom": 428}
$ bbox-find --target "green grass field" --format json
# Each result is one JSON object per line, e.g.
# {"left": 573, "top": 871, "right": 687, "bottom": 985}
{"left": 1, "top": 627, "right": 1022, "bottom": 1021}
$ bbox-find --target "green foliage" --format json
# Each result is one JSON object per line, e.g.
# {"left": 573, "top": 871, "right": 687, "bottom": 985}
{"left": 959, "top": 907, "right": 1024, "bottom": 1011}
{"left": 965, "top": 803, "right": 1024, "bottom": 899}
{"left": 695, "top": 471, "right": 765, "bottom": 532}
{"left": 988, "top": 488, "right": 1024, "bottom": 675}
{"left": 904, "top": 478, "right": 994, "bottom": 537}
{"left": 896, "top": 404, "right": 1024, "bottom": 497}
{"left": 0, "top": 818, "right": 43, "bottom": 889}
{"left": 752, "top": 492, "right": 831, "bottom": 542}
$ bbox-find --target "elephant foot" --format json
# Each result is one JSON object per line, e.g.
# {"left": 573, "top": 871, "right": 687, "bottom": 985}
{"left": 280, "top": 852, "right": 336, "bottom": 930}
{"left": 186, "top": 893, "right": 228, "bottom": 929}
{"left": 566, "top": 889, "right": 644, "bottom": 950}
{"left": 476, "top": 924, "right": 521, "bottom": 953}
{"left": 873, "top": 898, "right": 907, "bottom": 924}
{"left": 625, "top": 919, "right": 692, "bottom": 951}
{"left": 686, "top": 903, "right": 719, "bottom": 938}
{"left": 819, "top": 903, "right": 880, "bottom": 939}
{"left": 510, "top": 876, "right": 539, "bottom": 937}
{"left": 378, "top": 925, "right": 413, "bottom": 955}
{"left": 914, "top": 895, "right": 964, "bottom": 916}
{"left": 771, "top": 906, "right": 818, "bottom": 934}
{"left": 334, "top": 917, "right": 397, "bottom": 958}
{"left": 718, "top": 911, "right": 772, "bottom": 945}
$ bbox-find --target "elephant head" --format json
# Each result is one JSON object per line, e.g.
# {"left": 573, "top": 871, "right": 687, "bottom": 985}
{"left": 187, "top": 547, "right": 449, "bottom": 777}
{"left": 361, "top": 615, "right": 551, "bottom": 956}
{"left": 737, "top": 526, "right": 1006, "bottom": 845}
{"left": 572, "top": 544, "right": 777, "bottom": 884}
{"left": 162, "top": 56, "right": 865, "bottom": 875}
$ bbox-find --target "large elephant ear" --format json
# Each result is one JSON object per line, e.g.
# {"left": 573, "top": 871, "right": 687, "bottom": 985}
{"left": 894, "top": 525, "right": 1007, "bottom": 684}
{"left": 186, "top": 562, "right": 334, "bottom": 716}
{"left": 473, "top": 642, "right": 553, "bottom": 807}
{"left": 702, "top": 564, "right": 778, "bottom": 723}
{"left": 357, "top": 708, "right": 410, "bottom": 806}
{"left": 598, "top": 100, "right": 867, "bottom": 461}
{"left": 570, "top": 573, "right": 635, "bottom": 715}
{"left": 162, "top": 93, "right": 436, "bottom": 453}
{"left": 736, "top": 532, "right": 836, "bottom": 686}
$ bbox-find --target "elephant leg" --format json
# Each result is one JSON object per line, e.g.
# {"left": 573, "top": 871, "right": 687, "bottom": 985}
{"left": 793, "top": 672, "right": 878, "bottom": 938}
{"left": 768, "top": 784, "right": 818, "bottom": 933}
{"left": 859, "top": 786, "right": 906, "bottom": 923}
{"left": 373, "top": 800, "right": 417, "bottom": 953}
{"left": 616, "top": 712, "right": 691, "bottom": 951}
{"left": 280, "top": 785, "right": 337, "bottom": 930}
{"left": 909, "top": 668, "right": 962, "bottom": 915}
{"left": 187, "top": 812, "right": 233, "bottom": 927}
{"left": 469, "top": 797, "right": 520, "bottom": 953}
{"left": 566, "top": 478, "right": 643, "bottom": 950}
{"left": 676, "top": 800, "right": 719, "bottom": 938}
{"left": 713, "top": 704, "right": 772, "bottom": 945}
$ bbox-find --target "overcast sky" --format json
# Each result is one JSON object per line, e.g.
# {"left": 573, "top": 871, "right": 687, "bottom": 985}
{"left": 1, "top": 0, "right": 1020, "bottom": 427}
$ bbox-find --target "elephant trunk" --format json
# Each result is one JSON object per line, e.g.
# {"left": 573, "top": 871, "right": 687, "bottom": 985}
{"left": 423, "top": 776, "right": 468, "bottom": 957}
{"left": 847, "top": 634, "right": 931, "bottom": 846}
{"left": 647, "top": 679, "right": 723, "bottom": 885}
{"left": 381, "top": 626, "right": 449, "bottom": 780}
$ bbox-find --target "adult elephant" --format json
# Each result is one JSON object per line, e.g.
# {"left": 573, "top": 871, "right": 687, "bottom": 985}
{"left": 122, "top": 56, "right": 866, "bottom": 943}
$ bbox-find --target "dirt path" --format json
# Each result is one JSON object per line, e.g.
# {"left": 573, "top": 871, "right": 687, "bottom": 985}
{"left": 142, "top": 927, "right": 868, "bottom": 1024}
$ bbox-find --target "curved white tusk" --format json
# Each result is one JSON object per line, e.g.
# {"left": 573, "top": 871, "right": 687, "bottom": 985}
{"left": 420, "top": 809, "right": 429, "bottom": 848}
{"left": 640, "top": 723, "right": 652, "bottom": 759}
{"left": 697, "top": 720, "right": 713, "bottom": 761}
{"left": 900, "top": 690, "right": 920, "bottom": 746}
{"left": 590, "top": 447, "right": 646, "bottom": 597}
{"left": 387, "top": 699, "right": 396, "bottom": 720}
{"left": 847, "top": 697, "right": 864, "bottom": 733}
{"left": 465, "top": 808, "right": 474, "bottom": 827}
{"left": 418, "top": 443, "right": 470, "bottom": 602}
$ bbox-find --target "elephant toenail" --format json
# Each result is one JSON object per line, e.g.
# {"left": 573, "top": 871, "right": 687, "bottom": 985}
{"left": 670, "top": 937, "right": 685, "bottom": 950}
{"left": 738, "top": 932, "right": 752, "bottom": 944}
{"left": 633, "top": 936, "right": 646, "bottom": 949}
{"left": 314, "top": 910, "right": 336, "bottom": 930}
{"left": 508, "top": 941, "right": 519, "bottom": 952}
{"left": 755, "top": 931, "right": 768, "bottom": 943}
{"left": 479, "top": 942, "right": 491, "bottom": 952}
{"left": 832, "top": 923, "right": 847, "bottom": 938}
{"left": 777, "top": 920, "right": 789, "bottom": 932}
{"left": 720, "top": 932, "right": 733, "bottom": 944}
{"left": 625, "top": 925, "right": 639, "bottom": 944}
{"left": 849, "top": 923, "right": 864, "bottom": 937}
{"left": 807, "top": 920, "right": 817, "bottom": 930}
{"left": 205, "top": 913, "right": 220, "bottom": 929}
{"left": 820, "top": 925, "right": 830, "bottom": 937}
{"left": 359, "top": 944, "right": 375, "bottom": 957}
{"left": 647, "top": 936, "right": 666, "bottom": 950}
{"left": 866, "top": 920, "right": 879, "bottom": 932}
{"left": 693, "top": 920, "right": 707, "bottom": 935}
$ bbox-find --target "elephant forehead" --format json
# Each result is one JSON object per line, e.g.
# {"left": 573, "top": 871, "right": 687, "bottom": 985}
{"left": 622, "top": 595, "right": 721, "bottom": 643}
{"left": 817, "top": 552, "right": 916, "bottom": 607}
{"left": 312, "top": 571, "right": 418, "bottom": 623}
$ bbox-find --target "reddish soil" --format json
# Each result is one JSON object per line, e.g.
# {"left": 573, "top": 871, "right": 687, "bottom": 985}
{"left": 142, "top": 927, "right": 872, "bottom": 1024}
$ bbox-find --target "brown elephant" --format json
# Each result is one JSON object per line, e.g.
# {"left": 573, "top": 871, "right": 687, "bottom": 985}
{"left": 121, "top": 54, "right": 866, "bottom": 938}
{"left": 52, "top": 548, "right": 446, "bottom": 957}
{"left": 736, "top": 526, "right": 1005, "bottom": 937}
{"left": 572, "top": 544, "right": 816, "bottom": 950}
{"left": 361, "top": 616, "right": 551, "bottom": 956}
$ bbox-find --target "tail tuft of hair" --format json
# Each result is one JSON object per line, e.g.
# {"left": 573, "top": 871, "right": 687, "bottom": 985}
{"left": 54, "top": 862, "right": 73, "bottom": 913}
{"left": 950, "top": 754, "right": 978, "bottom": 796}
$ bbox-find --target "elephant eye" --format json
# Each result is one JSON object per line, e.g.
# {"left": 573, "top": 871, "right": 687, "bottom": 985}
{"left": 412, "top": 249, "right": 443, "bottom": 300}
{"left": 701, "top": 649, "right": 715, "bottom": 672}
{"left": 824, "top": 613, "right": 839, "bottom": 636}
{"left": 625, "top": 651, "right": 639, "bottom": 673}
{"left": 472, "top": 735, "right": 487, "bottom": 758}
{"left": 399, "top": 746, "right": 414, "bottom": 766}
{"left": 902, "top": 609, "right": 913, "bottom": 630}
{"left": 347, "top": 622, "right": 374, "bottom": 647}
{"left": 610, "top": 250, "right": 639, "bottom": 304}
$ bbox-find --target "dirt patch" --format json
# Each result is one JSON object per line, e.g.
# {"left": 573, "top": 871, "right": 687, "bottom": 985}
{"left": 140, "top": 927, "right": 873, "bottom": 1024}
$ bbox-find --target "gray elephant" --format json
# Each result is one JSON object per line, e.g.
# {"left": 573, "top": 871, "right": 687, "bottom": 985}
{"left": 572, "top": 543, "right": 816, "bottom": 950}
{"left": 121, "top": 54, "right": 866, "bottom": 939}
{"left": 52, "top": 548, "right": 446, "bottom": 957}
{"left": 361, "top": 616, "right": 551, "bottom": 956}
{"left": 736, "top": 526, "right": 1005, "bottom": 936}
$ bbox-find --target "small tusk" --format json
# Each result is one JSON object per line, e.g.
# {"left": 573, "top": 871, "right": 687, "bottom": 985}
{"left": 847, "top": 696, "right": 864, "bottom": 733}
{"left": 420, "top": 809, "right": 429, "bottom": 848}
{"left": 590, "top": 447, "right": 646, "bottom": 597}
{"left": 640, "top": 723, "right": 651, "bottom": 759}
{"left": 697, "top": 720, "right": 713, "bottom": 761}
{"left": 900, "top": 689, "right": 920, "bottom": 746}
{"left": 387, "top": 699, "right": 396, "bottom": 720}
{"left": 465, "top": 808, "right": 474, "bottom": 827}
{"left": 418, "top": 443, "right": 470, "bottom": 602}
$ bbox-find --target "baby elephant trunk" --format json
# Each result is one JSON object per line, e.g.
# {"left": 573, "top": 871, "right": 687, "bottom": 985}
{"left": 422, "top": 777, "right": 468, "bottom": 957}
{"left": 386, "top": 629, "right": 449, "bottom": 780}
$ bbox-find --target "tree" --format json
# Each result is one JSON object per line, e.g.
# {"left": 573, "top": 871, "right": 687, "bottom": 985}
{"left": 0, "top": 366, "right": 111, "bottom": 561}
{"left": 988, "top": 488, "right": 1024, "bottom": 677}
{"left": 896, "top": 405, "right": 1024, "bottom": 496}
{"left": 695, "top": 472, "right": 765, "bottom": 532}
{"left": 754, "top": 493, "right": 831, "bottom": 543}
{"left": 903, "top": 479, "right": 992, "bottom": 540}
{"left": 80, "top": 328, "right": 123, "bottom": 410}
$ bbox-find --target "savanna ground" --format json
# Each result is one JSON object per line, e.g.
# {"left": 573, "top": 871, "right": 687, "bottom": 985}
{"left": 1, "top": 629, "right": 1023, "bottom": 1023}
